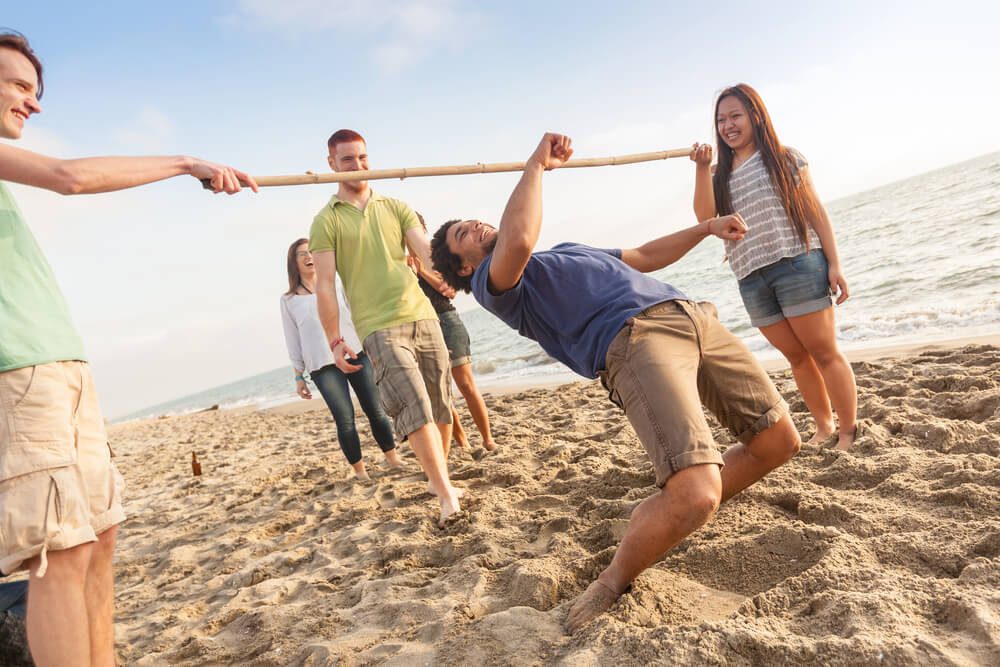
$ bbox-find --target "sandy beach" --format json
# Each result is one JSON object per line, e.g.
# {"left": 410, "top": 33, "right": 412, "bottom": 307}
{"left": 83, "top": 340, "right": 1000, "bottom": 664}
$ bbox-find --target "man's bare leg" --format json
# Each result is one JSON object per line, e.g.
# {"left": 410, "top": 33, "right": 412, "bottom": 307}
{"left": 720, "top": 415, "right": 801, "bottom": 502}
{"left": 436, "top": 419, "right": 453, "bottom": 460}
{"left": 566, "top": 464, "right": 722, "bottom": 633}
{"left": 86, "top": 526, "right": 118, "bottom": 666}
{"left": 27, "top": 542, "right": 94, "bottom": 666}
{"left": 408, "top": 422, "right": 462, "bottom": 526}
{"left": 565, "top": 417, "right": 800, "bottom": 633}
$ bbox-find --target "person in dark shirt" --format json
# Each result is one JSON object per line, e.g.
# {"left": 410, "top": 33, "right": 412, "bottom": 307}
{"left": 430, "top": 133, "right": 801, "bottom": 633}
{"left": 410, "top": 215, "right": 498, "bottom": 454}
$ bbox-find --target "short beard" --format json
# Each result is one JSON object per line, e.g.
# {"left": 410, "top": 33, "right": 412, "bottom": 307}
{"left": 485, "top": 235, "right": 498, "bottom": 256}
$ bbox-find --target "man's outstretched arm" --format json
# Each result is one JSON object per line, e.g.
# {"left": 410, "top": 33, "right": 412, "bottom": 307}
{"left": 620, "top": 214, "right": 747, "bottom": 273}
{"left": 0, "top": 143, "right": 257, "bottom": 195}
{"left": 488, "top": 133, "right": 573, "bottom": 293}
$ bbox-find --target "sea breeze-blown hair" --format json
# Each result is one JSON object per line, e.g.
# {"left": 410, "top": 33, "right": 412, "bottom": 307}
{"left": 285, "top": 238, "right": 308, "bottom": 296}
{"left": 0, "top": 30, "right": 44, "bottom": 99}
{"left": 430, "top": 220, "right": 474, "bottom": 293}
{"left": 712, "top": 83, "right": 823, "bottom": 247}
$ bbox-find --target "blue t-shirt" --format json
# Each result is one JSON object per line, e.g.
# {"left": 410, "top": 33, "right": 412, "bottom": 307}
{"left": 471, "top": 243, "right": 687, "bottom": 378}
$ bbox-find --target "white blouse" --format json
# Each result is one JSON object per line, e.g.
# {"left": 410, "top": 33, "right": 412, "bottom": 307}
{"left": 280, "top": 279, "right": 363, "bottom": 374}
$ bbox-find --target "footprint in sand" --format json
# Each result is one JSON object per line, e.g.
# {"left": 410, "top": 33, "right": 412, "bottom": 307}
{"left": 378, "top": 488, "right": 398, "bottom": 509}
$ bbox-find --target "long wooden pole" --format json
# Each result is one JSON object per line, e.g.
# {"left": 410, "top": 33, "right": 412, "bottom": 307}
{"left": 204, "top": 147, "right": 693, "bottom": 189}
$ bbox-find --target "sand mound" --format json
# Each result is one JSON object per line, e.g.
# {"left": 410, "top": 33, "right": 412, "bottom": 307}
{"left": 109, "top": 345, "right": 1000, "bottom": 665}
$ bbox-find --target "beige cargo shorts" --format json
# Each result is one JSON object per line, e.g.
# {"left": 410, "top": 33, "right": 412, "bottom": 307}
{"left": 0, "top": 361, "right": 126, "bottom": 576}
{"left": 599, "top": 300, "right": 788, "bottom": 488}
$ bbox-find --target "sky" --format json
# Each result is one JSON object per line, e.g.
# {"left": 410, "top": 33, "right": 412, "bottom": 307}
{"left": 4, "top": 1, "right": 999, "bottom": 418}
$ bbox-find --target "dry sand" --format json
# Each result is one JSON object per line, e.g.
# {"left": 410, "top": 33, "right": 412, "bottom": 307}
{"left": 103, "top": 344, "right": 1000, "bottom": 665}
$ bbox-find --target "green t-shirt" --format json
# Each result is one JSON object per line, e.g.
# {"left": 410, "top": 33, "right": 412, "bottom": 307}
{"left": 309, "top": 190, "right": 436, "bottom": 343}
{"left": 0, "top": 181, "right": 86, "bottom": 372}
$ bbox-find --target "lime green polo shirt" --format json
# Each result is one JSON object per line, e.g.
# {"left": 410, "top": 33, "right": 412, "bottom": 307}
{"left": 0, "top": 181, "right": 87, "bottom": 372}
{"left": 309, "top": 190, "right": 436, "bottom": 343}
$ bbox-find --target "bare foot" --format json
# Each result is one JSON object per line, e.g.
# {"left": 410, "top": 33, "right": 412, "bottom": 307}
{"left": 805, "top": 426, "right": 835, "bottom": 446}
{"left": 353, "top": 471, "right": 372, "bottom": 482}
{"left": 427, "top": 482, "right": 466, "bottom": 499}
{"left": 565, "top": 580, "right": 623, "bottom": 634}
{"left": 384, "top": 449, "right": 404, "bottom": 468}
{"left": 437, "top": 488, "right": 462, "bottom": 528}
{"left": 482, "top": 440, "right": 498, "bottom": 452}
{"left": 834, "top": 427, "right": 856, "bottom": 451}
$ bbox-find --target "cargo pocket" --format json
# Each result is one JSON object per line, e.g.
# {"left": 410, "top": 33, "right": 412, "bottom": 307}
{"left": 372, "top": 360, "right": 404, "bottom": 420}
{"left": 0, "top": 465, "right": 91, "bottom": 577}
{"left": 0, "top": 364, "right": 78, "bottom": 482}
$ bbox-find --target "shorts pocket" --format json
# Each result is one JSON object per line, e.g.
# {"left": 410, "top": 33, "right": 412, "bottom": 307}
{"left": 0, "top": 365, "right": 77, "bottom": 481}
{"left": 0, "top": 465, "right": 90, "bottom": 555}
{"left": 788, "top": 250, "right": 827, "bottom": 275}
{"left": 371, "top": 359, "right": 404, "bottom": 420}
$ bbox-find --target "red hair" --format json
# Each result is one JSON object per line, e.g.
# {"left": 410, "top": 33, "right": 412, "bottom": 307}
{"left": 327, "top": 129, "right": 366, "bottom": 153}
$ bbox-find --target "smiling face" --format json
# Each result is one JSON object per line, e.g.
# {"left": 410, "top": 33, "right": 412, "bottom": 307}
{"left": 295, "top": 242, "right": 315, "bottom": 278}
{"left": 716, "top": 95, "right": 755, "bottom": 154}
{"left": 446, "top": 219, "right": 498, "bottom": 274}
{"left": 328, "top": 140, "right": 369, "bottom": 193}
{"left": 0, "top": 48, "right": 42, "bottom": 140}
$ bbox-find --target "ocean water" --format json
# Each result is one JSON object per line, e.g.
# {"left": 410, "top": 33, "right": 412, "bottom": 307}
{"left": 117, "top": 152, "right": 1000, "bottom": 422}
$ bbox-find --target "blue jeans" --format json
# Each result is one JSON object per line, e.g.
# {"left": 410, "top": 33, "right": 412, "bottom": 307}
{"left": 310, "top": 353, "right": 396, "bottom": 465}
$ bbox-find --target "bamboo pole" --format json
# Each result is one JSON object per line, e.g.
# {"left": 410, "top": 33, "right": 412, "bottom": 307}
{"left": 204, "top": 147, "right": 694, "bottom": 189}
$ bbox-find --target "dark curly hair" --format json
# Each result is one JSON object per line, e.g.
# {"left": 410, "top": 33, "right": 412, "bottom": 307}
{"left": 430, "top": 219, "right": 473, "bottom": 293}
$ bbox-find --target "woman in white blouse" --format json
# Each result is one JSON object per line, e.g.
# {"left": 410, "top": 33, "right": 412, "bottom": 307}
{"left": 280, "top": 238, "right": 401, "bottom": 479}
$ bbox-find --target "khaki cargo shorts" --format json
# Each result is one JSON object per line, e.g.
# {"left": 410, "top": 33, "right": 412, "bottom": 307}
{"left": 363, "top": 319, "right": 453, "bottom": 440}
{"left": 599, "top": 300, "right": 788, "bottom": 488}
{"left": 0, "top": 361, "right": 126, "bottom": 576}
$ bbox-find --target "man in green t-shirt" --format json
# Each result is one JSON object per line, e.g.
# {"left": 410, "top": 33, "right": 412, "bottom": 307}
{"left": 0, "top": 32, "right": 256, "bottom": 666}
{"left": 309, "top": 129, "right": 462, "bottom": 528}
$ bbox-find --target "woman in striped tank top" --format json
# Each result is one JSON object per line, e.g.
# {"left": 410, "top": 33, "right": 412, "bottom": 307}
{"left": 691, "top": 83, "right": 857, "bottom": 450}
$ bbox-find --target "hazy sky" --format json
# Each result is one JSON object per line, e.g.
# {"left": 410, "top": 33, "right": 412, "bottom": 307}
{"left": 4, "top": 1, "right": 999, "bottom": 417}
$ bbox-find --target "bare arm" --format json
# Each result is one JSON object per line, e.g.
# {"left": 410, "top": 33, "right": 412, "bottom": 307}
{"left": 800, "top": 167, "right": 849, "bottom": 304}
{"left": 404, "top": 227, "right": 435, "bottom": 274}
{"left": 409, "top": 254, "right": 456, "bottom": 299}
{"left": 488, "top": 133, "right": 574, "bottom": 293}
{"left": 690, "top": 143, "right": 716, "bottom": 221}
{"left": 620, "top": 214, "right": 747, "bottom": 273}
{"left": 0, "top": 142, "right": 257, "bottom": 195}
{"left": 313, "top": 250, "right": 362, "bottom": 372}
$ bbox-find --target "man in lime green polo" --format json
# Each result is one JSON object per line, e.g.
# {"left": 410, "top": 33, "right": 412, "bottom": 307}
{"left": 0, "top": 31, "right": 255, "bottom": 666}
{"left": 309, "top": 129, "right": 462, "bottom": 528}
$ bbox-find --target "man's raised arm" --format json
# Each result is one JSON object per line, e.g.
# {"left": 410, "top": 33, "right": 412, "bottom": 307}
{"left": 619, "top": 214, "right": 747, "bottom": 273}
{"left": 0, "top": 143, "right": 257, "bottom": 195}
{"left": 488, "top": 133, "right": 573, "bottom": 293}
{"left": 312, "top": 250, "right": 362, "bottom": 372}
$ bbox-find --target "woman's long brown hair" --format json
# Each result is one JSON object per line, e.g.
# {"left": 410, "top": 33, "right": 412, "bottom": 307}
{"left": 712, "top": 83, "right": 823, "bottom": 247}
{"left": 285, "top": 238, "right": 308, "bottom": 296}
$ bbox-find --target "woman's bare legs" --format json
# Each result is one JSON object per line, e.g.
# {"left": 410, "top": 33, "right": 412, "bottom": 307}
{"left": 760, "top": 319, "right": 835, "bottom": 444}
{"left": 785, "top": 308, "right": 857, "bottom": 449}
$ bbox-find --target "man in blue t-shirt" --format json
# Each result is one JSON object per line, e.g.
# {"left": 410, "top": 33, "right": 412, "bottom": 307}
{"left": 430, "top": 133, "right": 802, "bottom": 633}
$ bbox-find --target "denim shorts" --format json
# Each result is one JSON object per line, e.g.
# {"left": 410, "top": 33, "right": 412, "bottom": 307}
{"left": 437, "top": 310, "right": 472, "bottom": 368}
{"left": 737, "top": 249, "right": 833, "bottom": 328}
